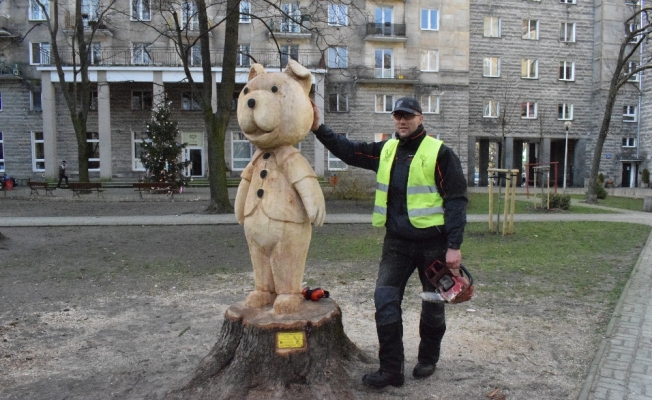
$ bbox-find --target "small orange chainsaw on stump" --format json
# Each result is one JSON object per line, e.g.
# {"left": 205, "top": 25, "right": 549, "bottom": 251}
{"left": 421, "top": 260, "right": 474, "bottom": 304}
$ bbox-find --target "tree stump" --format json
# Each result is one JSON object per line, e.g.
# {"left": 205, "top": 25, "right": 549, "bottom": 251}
{"left": 166, "top": 299, "right": 369, "bottom": 400}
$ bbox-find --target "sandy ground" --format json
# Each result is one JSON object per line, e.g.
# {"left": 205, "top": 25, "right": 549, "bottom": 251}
{"left": 0, "top": 197, "right": 613, "bottom": 399}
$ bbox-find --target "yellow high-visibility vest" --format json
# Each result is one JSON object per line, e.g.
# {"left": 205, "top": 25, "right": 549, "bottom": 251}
{"left": 372, "top": 136, "right": 445, "bottom": 228}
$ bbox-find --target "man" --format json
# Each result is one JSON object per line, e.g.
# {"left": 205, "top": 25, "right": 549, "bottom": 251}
{"left": 57, "top": 160, "right": 68, "bottom": 189}
{"left": 310, "top": 97, "right": 467, "bottom": 388}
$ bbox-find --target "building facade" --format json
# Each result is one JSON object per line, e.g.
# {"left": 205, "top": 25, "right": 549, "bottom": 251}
{"left": 0, "top": 0, "right": 648, "bottom": 188}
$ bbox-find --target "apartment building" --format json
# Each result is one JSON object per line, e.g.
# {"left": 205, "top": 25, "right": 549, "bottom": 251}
{"left": 0, "top": 0, "right": 648, "bottom": 188}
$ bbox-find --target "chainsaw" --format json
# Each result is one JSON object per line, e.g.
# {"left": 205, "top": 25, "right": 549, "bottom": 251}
{"left": 420, "top": 260, "right": 474, "bottom": 304}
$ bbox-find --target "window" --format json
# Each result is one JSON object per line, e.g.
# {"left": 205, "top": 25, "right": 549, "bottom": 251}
{"left": 375, "top": 94, "right": 394, "bottom": 113}
{"left": 627, "top": 61, "right": 640, "bottom": 82}
{"left": 280, "top": 44, "right": 298, "bottom": 68}
{"left": 328, "top": 133, "right": 348, "bottom": 171}
{"left": 522, "top": 19, "right": 539, "bottom": 40}
{"left": 185, "top": 44, "right": 202, "bottom": 66}
{"left": 559, "top": 61, "right": 575, "bottom": 81}
{"left": 182, "top": 92, "right": 201, "bottom": 111}
{"left": 0, "top": 132, "right": 4, "bottom": 172}
{"left": 521, "top": 59, "right": 538, "bottom": 79}
{"left": 30, "top": 42, "right": 50, "bottom": 65}
{"left": 132, "top": 91, "right": 153, "bottom": 110}
{"left": 281, "top": 3, "right": 301, "bottom": 33}
{"left": 521, "top": 102, "right": 537, "bottom": 119}
{"left": 231, "top": 131, "right": 253, "bottom": 171}
{"left": 81, "top": 0, "right": 100, "bottom": 27}
{"left": 560, "top": 0, "right": 576, "bottom": 3}
{"left": 421, "top": 9, "right": 439, "bottom": 31}
{"left": 375, "top": 49, "right": 394, "bottom": 78}
{"left": 421, "top": 95, "right": 440, "bottom": 114}
{"left": 29, "top": 0, "right": 49, "bottom": 21}
{"left": 88, "top": 42, "right": 102, "bottom": 65}
{"left": 237, "top": 44, "right": 251, "bottom": 67}
{"left": 87, "top": 132, "right": 100, "bottom": 170}
{"left": 132, "top": 43, "right": 151, "bottom": 65}
{"left": 239, "top": 1, "right": 251, "bottom": 23}
{"left": 328, "top": 4, "right": 347, "bottom": 26}
{"left": 31, "top": 131, "right": 45, "bottom": 171}
{"left": 0, "top": 92, "right": 3, "bottom": 111}
{"left": 560, "top": 22, "right": 576, "bottom": 42}
{"left": 182, "top": 0, "right": 198, "bottom": 31}
{"left": 89, "top": 91, "right": 98, "bottom": 111}
{"left": 483, "top": 57, "right": 500, "bottom": 77}
{"left": 131, "top": 0, "right": 151, "bottom": 21}
{"left": 374, "top": 133, "right": 392, "bottom": 142}
{"left": 420, "top": 50, "right": 439, "bottom": 72}
{"left": 623, "top": 106, "right": 637, "bottom": 122}
{"left": 626, "top": 23, "right": 640, "bottom": 43}
{"left": 30, "top": 91, "right": 42, "bottom": 111}
{"left": 558, "top": 103, "right": 573, "bottom": 120}
{"left": 484, "top": 100, "right": 499, "bottom": 118}
{"left": 484, "top": 16, "right": 501, "bottom": 37}
{"left": 622, "top": 137, "right": 637, "bottom": 147}
{"left": 132, "top": 131, "right": 150, "bottom": 170}
{"left": 328, "top": 47, "right": 348, "bottom": 69}
{"left": 329, "top": 93, "right": 348, "bottom": 112}
{"left": 375, "top": 6, "right": 393, "bottom": 35}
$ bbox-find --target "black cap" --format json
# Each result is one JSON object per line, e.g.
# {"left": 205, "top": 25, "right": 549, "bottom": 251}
{"left": 392, "top": 97, "right": 422, "bottom": 115}
{"left": 62, "top": 160, "right": 66, "bottom": 163}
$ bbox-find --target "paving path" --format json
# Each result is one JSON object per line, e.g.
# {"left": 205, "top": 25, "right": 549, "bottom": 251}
{"left": 1, "top": 188, "right": 652, "bottom": 399}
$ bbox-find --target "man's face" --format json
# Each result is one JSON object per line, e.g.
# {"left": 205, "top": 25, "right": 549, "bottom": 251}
{"left": 393, "top": 112, "right": 423, "bottom": 139}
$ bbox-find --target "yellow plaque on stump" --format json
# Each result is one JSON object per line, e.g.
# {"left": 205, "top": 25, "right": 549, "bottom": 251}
{"left": 277, "top": 332, "right": 305, "bottom": 349}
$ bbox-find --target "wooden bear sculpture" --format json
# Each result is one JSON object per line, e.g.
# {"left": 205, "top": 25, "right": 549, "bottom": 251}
{"left": 235, "top": 60, "right": 326, "bottom": 314}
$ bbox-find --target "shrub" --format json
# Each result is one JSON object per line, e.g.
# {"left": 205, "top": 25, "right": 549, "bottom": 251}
{"left": 642, "top": 168, "right": 650, "bottom": 184}
{"left": 549, "top": 194, "right": 571, "bottom": 210}
{"left": 328, "top": 172, "right": 374, "bottom": 201}
{"left": 598, "top": 173, "right": 605, "bottom": 184}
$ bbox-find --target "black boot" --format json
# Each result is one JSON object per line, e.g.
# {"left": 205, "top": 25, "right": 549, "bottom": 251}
{"left": 362, "top": 321, "right": 405, "bottom": 388}
{"left": 413, "top": 321, "right": 446, "bottom": 378}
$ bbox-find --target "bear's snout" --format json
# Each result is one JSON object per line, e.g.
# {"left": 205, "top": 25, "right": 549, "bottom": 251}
{"left": 247, "top": 98, "right": 256, "bottom": 109}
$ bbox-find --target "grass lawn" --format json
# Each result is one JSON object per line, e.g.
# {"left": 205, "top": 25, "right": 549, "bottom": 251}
{"left": 570, "top": 194, "right": 644, "bottom": 212}
{"left": 309, "top": 222, "right": 651, "bottom": 307}
{"left": 468, "top": 192, "right": 642, "bottom": 214}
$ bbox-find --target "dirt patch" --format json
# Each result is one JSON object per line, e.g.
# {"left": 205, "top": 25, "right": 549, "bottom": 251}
{"left": 0, "top": 200, "right": 608, "bottom": 399}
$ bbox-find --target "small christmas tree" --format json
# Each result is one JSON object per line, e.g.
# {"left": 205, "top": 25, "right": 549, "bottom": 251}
{"left": 140, "top": 101, "right": 191, "bottom": 186}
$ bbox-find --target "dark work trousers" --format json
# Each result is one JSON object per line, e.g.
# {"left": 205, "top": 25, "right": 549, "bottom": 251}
{"left": 374, "top": 233, "right": 448, "bottom": 372}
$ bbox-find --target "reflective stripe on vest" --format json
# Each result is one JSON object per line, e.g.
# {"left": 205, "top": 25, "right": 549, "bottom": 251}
{"left": 372, "top": 136, "right": 445, "bottom": 228}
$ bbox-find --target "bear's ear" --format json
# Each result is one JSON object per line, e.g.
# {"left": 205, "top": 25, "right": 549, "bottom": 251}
{"left": 284, "top": 59, "right": 312, "bottom": 95}
{"left": 248, "top": 64, "right": 266, "bottom": 82}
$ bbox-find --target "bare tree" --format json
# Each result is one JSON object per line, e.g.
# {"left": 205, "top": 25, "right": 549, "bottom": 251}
{"left": 587, "top": 5, "right": 652, "bottom": 203}
{"left": 496, "top": 88, "right": 519, "bottom": 169}
{"left": 138, "top": 0, "right": 359, "bottom": 213}
{"left": 34, "top": 0, "right": 117, "bottom": 183}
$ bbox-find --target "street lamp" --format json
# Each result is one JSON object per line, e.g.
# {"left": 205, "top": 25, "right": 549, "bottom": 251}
{"left": 563, "top": 121, "right": 572, "bottom": 191}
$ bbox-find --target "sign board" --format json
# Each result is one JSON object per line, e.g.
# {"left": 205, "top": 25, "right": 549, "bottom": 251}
{"left": 276, "top": 331, "right": 306, "bottom": 350}
{"left": 182, "top": 132, "right": 203, "bottom": 147}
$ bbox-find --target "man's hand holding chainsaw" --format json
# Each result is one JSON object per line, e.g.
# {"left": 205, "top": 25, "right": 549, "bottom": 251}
{"left": 446, "top": 248, "right": 462, "bottom": 272}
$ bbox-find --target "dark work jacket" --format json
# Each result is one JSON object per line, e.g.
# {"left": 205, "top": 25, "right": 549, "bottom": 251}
{"left": 313, "top": 124, "right": 467, "bottom": 247}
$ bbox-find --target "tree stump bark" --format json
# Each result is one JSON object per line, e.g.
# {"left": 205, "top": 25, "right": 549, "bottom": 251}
{"left": 166, "top": 299, "right": 369, "bottom": 400}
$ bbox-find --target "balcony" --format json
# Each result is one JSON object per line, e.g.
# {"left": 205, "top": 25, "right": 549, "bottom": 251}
{"left": 39, "top": 47, "right": 325, "bottom": 70}
{"left": 351, "top": 66, "right": 419, "bottom": 83}
{"left": 365, "top": 23, "right": 407, "bottom": 43}
{"left": 267, "top": 17, "right": 312, "bottom": 40}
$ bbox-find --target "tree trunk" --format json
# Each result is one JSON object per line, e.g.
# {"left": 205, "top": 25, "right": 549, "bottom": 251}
{"left": 166, "top": 299, "right": 369, "bottom": 400}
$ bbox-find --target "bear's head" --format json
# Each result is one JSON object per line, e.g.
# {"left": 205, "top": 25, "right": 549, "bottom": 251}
{"left": 237, "top": 60, "right": 314, "bottom": 149}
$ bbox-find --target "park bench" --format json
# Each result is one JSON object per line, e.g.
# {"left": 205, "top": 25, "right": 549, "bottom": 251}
{"left": 27, "top": 181, "right": 55, "bottom": 196}
{"left": 133, "top": 182, "right": 179, "bottom": 198}
{"left": 67, "top": 182, "right": 105, "bottom": 198}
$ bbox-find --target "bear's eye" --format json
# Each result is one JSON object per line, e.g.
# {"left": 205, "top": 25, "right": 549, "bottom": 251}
{"left": 271, "top": 86, "right": 278, "bottom": 93}
{"left": 243, "top": 87, "right": 249, "bottom": 95}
